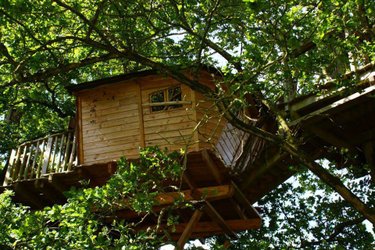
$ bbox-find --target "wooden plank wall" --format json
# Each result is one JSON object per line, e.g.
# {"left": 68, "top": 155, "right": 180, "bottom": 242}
{"left": 76, "top": 70, "right": 242, "bottom": 166}
{"left": 79, "top": 82, "right": 141, "bottom": 164}
{"left": 140, "top": 76, "right": 199, "bottom": 152}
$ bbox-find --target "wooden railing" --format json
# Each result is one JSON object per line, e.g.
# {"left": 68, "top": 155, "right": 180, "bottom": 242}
{"left": 215, "top": 123, "right": 249, "bottom": 169}
{"left": 3, "top": 130, "right": 77, "bottom": 185}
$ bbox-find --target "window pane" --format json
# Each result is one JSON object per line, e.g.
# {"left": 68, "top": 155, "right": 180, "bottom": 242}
{"left": 150, "top": 90, "right": 165, "bottom": 111}
{"left": 168, "top": 86, "right": 182, "bottom": 109}
{"left": 168, "top": 86, "right": 181, "bottom": 101}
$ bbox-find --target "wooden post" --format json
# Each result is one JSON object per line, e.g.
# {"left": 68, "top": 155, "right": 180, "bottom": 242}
{"left": 3, "top": 149, "right": 16, "bottom": 185}
{"left": 30, "top": 140, "right": 41, "bottom": 179}
{"left": 36, "top": 140, "right": 46, "bottom": 178}
{"left": 23, "top": 143, "right": 33, "bottom": 180}
{"left": 203, "top": 201, "right": 237, "bottom": 239}
{"left": 17, "top": 145, "right": 28, "bottom": 181}
{"left": 42, "top": 137, "right": 54, "bottom": 175}
{"left": 62, "top": 131, "right": 72, "bottom": 171}
{"left": 67, "top": 135, "right": 77, "bottom": 171}
{"left": 176, "top": 209, "right": 203, "bottom": 250}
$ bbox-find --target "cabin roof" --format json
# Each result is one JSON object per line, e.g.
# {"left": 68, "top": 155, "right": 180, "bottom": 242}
{"left": 66, "top": 69, "right": 157, "bottom": 94}
{"left": 66, "top": 65, "right": 221, "bottom": 94}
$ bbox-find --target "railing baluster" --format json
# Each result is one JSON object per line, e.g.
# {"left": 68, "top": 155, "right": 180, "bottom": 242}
{"left": 30, "top": 140, "right": 41, "bottom": 179}
{"left": 50, "top": 135, "right": 60, "bottom": 173}
{"left": 56, "top": 133, "right": 66, "bottom": 173}
{"left": 68, "top": 134, "right": 77, "bottom": 171}
{"left": 17, "top": 145, "right": 28, "bottom": 181}
{"left": 62, "top": 131, "right": 72, "bottom": 171}
{"left": 36, "top": 139, "right": 46, "bottom": 178}
{"left": 3, "top": 149, "right": 17, "bottom": 185}
{"left": 24, "top": 142, "right": 37, "bottom": 180}
{"left": 42, "top": 137, "right": 54, "bottom": 175}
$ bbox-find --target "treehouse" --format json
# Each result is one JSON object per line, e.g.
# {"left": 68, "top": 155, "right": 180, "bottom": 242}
{"left": 1, "top": 65, "right": 374, "bottom": 248}
{"left": 0, "top": 68, "right": 264, "bottom": 247}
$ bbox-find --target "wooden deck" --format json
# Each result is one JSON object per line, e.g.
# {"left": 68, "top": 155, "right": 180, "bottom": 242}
{"left": 237, "top": 74, "right": 375, "bottom": 202}
{"left": 0, "top": 149, "right": 261, "bottom": 247}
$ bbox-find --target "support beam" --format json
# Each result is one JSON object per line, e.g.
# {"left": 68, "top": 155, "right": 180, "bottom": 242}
{"left": 108, "top": 185, "right": 234, "bottom": 212}
{"left": 168, "top": 219, "right": 262, "bottom": 238}
{"left": 232, "top": 181, "right": 262, "bottom": 220}
{"left": 290, "top": 85, "right": 375, "bottom": 126}
{"left": 14, "top": 182, "right": 44, "bottom": 209}
{"left": 153, "top": 185, "right": 234, "bottom": 206}
{"left": 202, "top": 150, "right": 222, "bottom": 184}
{"left": 203, "top": 201, "right": 237, "bottom": 239}
{"left": 308, "top": 126, "right": 353, "bottom": 149}
{"left": 48, "top": 174, "right": 68, "bottom": 194}
{"left": 176, "top": 209, "right": 203, "bottom": 250}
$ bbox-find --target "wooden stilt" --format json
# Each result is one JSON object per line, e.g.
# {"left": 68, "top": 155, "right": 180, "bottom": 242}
{"left": 203, "top": 201, "right": 237, "bottom": 239}
{"left": 176, "top": 209, "right": 203, "bottom": 250}
{"left": 232, "top": 181, "right": 262, "bottom": 221}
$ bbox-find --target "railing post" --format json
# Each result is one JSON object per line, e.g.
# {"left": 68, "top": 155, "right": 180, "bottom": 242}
{"left": 49, "top": 135, "right": 59, "bottom": 173}
{"left": 36, "top": 140, "right": 46, "bottom": 178}
{"left": 23, "top": 143, "right": 33, "bottom": 180}
{"left": 62, "top": 131, "right": 72, "bottom": 171}
{"left": 17, "top": 145, "right": 28, "bottom": 181}
{"left": 67, "top": 134, "right": 77, "bottom": 171}
{"left": 30, "top": 140, "right": 41, "bottom": 179}
{"left": 55, "top": 133, "right": 66, "bottom": 173}
{"left": 42, "top": 137, "right": 54, "bottom": 175}
{"left": 3, "top": 149, "right": 16, "bottom": 185}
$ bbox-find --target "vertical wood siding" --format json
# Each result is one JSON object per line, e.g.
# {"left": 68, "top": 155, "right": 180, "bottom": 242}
{"left": 141, "top": 76, "right": 199, "bottom": 152}
{"left": 79, "top": 82, "right": 141, "bottom": 164}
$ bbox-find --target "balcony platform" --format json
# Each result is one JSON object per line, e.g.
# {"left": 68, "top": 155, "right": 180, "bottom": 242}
{"left": 1, "top": 149, "right": 262, "bottom": 246}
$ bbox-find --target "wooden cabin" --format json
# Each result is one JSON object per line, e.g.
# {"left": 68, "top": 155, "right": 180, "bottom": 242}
{"left": 0, "top": 68, "right": 262, "bottom": 248}
{"left": 68, "top": 68, "right": 242, "bottom": 166}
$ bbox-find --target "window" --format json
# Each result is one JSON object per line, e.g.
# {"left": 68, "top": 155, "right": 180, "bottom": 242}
{"left": 150, "top": 86, "right": 183, "bottom": 112}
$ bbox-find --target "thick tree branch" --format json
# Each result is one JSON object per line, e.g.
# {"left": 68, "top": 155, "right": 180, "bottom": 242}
{"left": 123, "top": 51, "right": 213, "bottom": 94}
{"left": 0, "top": 42, "right": 16, "bottom": 66}
{"left": 2, "top": 53, "right": 121, "bottom": 88}
{"left": 86, "top": 1, "right": 106, "bottom": 39}
{"left": 52, "top": 0, "right": 112, "bottom": 47}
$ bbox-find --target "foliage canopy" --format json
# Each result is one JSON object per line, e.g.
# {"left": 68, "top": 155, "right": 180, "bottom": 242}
{"left": 0, "top": 0, "right": 374, "bottom": 249}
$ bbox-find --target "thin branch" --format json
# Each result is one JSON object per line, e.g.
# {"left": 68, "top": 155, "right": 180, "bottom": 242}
{"left": 52, "top": 0, "right": 113, "bottom": 47}
{"left": 2, "top": 53, "right": 121, "bottom": 88}
{"left": 299, "top": 216, "right": 365, "bottom": 248}
{"left": 86, "top": 1, "right": 107, "bottom": 39}
{"left": 0, "top": 42, "right": 16, "bottom": 66}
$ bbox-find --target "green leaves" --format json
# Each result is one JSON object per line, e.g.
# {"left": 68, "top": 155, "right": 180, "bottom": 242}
{"left": 0, "top": 147, "right": 185, "bottom": 249}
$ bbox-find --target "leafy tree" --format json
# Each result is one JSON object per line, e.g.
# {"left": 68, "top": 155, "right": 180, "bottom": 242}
{"left": 0, "top": 147, "right": 185, "bottom": 249}
{"left": 0, "top": 0, "right": 374, "bottom": 248}
{"left": 205, "top": 168, "right": 375, "bottom": 249}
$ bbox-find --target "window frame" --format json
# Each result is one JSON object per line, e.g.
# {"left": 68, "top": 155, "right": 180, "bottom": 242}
{"left": 149, "top": 85, "right": 184, "bottom": 112}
